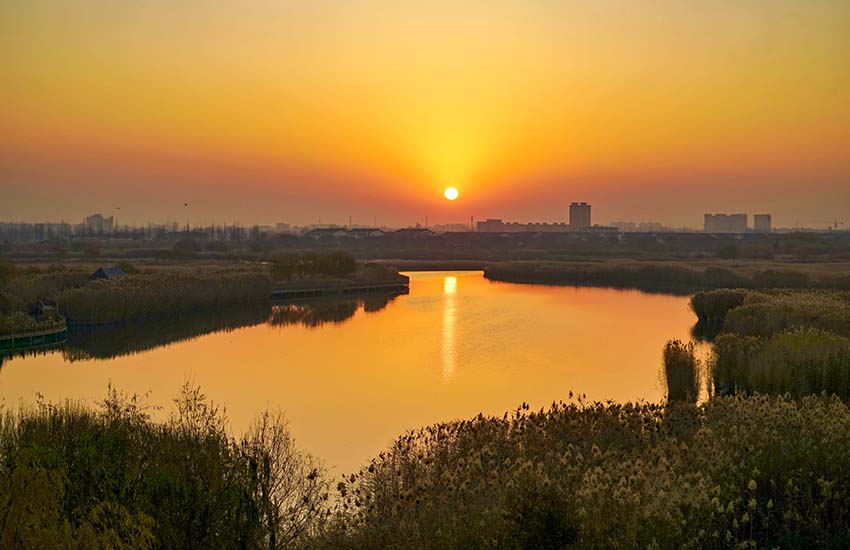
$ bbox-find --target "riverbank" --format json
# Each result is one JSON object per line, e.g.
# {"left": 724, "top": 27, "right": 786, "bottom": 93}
{"left": 0, "top": 252, "right": 407, "bottom": 329}
{"left": 484, "top": 260, "right": 850, "bottom": 293}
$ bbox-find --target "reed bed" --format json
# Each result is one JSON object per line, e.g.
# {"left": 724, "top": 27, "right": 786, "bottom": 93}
{"left": 269, "top": 250, "right": 357, "bottom": 280}
{"left": 713, "top": 329, "right": 850, "bottom": 398}
{"left": 722, "top": 291, "right": 850, "bottom": 338}
{"left": 692, "top": 289, "right": 850, "bottom": 337}
{"left": 0, "top": 311, "right": 41, "bottom": 332}
{"left": 311, "top": 395, "right": 850, "bottom": 549}
{"left": 57, "top": 271, "right": 271, "bottom": 325}
{"left": 0, "top": 268, "right": 89, "bottom": 312}
{"left": 693, "top": 287, "right": 850, "bottom": 399}
{"left": 485, "top": 261, "right": 850, "bottom": 293}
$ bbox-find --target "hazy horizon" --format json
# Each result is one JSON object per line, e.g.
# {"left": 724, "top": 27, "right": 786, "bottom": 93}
{"left": 2, "top": 0, "right": 849, "bottom": 229}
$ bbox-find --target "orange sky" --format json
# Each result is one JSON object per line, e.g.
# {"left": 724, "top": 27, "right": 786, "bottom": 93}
{"left": 2, "top": 0, "right": 849, "bottom": 228}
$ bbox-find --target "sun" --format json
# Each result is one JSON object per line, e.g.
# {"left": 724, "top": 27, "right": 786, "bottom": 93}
{"left": 444, "top": 187, "right": 459, "bottom": 201}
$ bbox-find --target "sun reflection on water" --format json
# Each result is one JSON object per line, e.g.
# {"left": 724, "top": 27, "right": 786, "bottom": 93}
{"left": 442, "top": 276, "right": 457, "bottom": 381}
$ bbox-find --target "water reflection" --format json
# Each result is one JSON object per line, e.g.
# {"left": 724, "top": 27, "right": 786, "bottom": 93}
{"left": 52, "top": 291, "right": 407, "bottom": 362}
{"left": 442, "top": 276, "right": 457, "bottom": 380}
{"left": 268, "top": 292, "right": 401, "bottom": 329}
{"left": 64, "top": 306, "right": 270, "bottom": 362}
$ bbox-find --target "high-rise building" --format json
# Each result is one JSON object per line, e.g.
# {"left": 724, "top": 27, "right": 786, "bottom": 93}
{"left": 569, "top": 202, "right": 591, "bottom": 229}
{"left": 84, "top": 213, "right": 114, "bottom": 234}
{"left": 704, "top": 213, "right": 748, "bottom": 233}
{"left": 753, "top": 214, "right": 772, "bottom": 233}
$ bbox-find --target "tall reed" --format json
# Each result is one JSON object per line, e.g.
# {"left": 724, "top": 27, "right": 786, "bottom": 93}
{"left": 663, "top": 339, "right": 700, "bottom": 402}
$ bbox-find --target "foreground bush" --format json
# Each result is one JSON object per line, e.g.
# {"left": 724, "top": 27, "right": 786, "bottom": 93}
{"left": 0, "top": 384, "right": 328, "bottom": 548}
{"left": 713, "top": 329, "right": 850, "bottom": 398}
{"left": 313, "top": 395, "right": 850, "bottom": 549}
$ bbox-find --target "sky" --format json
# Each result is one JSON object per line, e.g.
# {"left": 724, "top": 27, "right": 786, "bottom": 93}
{"left": 2, "top": 0, "right": 849, "bottom": 229}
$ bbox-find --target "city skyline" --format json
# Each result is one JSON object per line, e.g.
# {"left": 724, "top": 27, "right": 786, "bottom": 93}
{"left": 2, "top": 1, "right": 849, "bottom": 228}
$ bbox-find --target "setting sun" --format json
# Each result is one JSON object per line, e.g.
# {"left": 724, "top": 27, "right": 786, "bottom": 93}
{"left": 444, "top": 187, "right": 459, "bottom": 201}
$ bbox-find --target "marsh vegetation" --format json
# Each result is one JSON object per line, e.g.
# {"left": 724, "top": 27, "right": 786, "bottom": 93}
{"left": 0, "top": 251, "right": 404, "bottom": 333}
{"left": 689, "top": 288, "right": 850, "bottom": 401}
{"left": 311, "top": 395, "right": 850, "bottom": 549}
{"left": 485, "top": 260, "right": 850, "bottom": 293}
{"left": 0, "top": 384, "right": 328, "bottom": 549}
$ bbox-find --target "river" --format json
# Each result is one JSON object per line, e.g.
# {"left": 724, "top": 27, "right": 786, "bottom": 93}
{"left": 0, "top": 271, "right": 700, "bottom": 473}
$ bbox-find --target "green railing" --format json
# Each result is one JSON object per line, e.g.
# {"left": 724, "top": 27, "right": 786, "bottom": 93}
{"left": 0, "top": 318, "right": 68, "bottom": 347}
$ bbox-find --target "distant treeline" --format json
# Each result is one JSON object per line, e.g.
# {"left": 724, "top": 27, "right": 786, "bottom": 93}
{"left": 5, "top": 229, "right": 850, "bottom": 263}
{"left": 485, "top": 261, "right": 850, "bottom": 293}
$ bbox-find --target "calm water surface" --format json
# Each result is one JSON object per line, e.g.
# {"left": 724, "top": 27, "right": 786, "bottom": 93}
{"left": 0, "top": 271, "right": 699, "bottom": 473}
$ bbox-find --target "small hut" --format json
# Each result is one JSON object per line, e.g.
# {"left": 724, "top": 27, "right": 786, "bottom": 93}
{"left": 89, "top": 266, "right": 127, "bottom": 281}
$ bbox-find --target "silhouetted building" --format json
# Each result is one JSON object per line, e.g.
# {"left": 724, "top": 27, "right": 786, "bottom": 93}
{"left": 477, "top": 219, "right": 525, "bottom": 232}
{"left": 704, "top": 213, "right": 748, "bottom": 233}
{"left": 754, "top": 214, "right": 772, "bottom": 233}
{"left": 84, "top": 213, "right": 114, "bottom": 234}
{"left": 89, "top": 266, "right": 126, "bottom": 281}
{"left": 569, "top": 202, "right": 591, "bottom": 228}
{"left": 347, "top": 228, "right": 385, "bottom": 239}
{"left": 476, "top": 218, "right": 615, "bottom": 233}
{"left": 304, "top": 227, "right": 349, "bottom": 239}
{"left": 392, "top": 228, "right": 436, "bottom": 238}
{"left": 610, "top": 221, "right": 670, "bottom": 233}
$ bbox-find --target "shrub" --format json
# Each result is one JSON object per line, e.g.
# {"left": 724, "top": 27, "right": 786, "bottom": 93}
{"left": 116, "top": 260, "right": 139, "bottom": 274}
{"left": 0, "top": 384, "right": 328, "bottom": 548}
{"left": 690, "top": 289, "right": 750, "bottom": 322}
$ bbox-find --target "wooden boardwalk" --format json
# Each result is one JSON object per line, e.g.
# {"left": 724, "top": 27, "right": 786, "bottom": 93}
{"left": 0, "top": 319, "right": 68, "bottom": 351}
